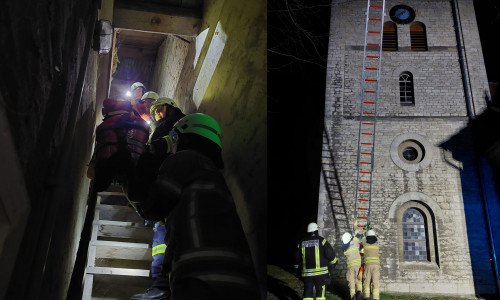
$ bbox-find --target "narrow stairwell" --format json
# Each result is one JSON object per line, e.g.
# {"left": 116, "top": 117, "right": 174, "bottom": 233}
{"left": 82, "top": 184, "right": 154, "bottom": 300}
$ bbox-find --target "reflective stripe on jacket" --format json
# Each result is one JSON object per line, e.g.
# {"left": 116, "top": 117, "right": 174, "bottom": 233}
{"left": 296, "top": 235, "right": 337, "bottom": 277}
{"left": 362, "top": 236, "right": 380, "bottom": 265}
{"left": 344, "top": 232, "right": 362, "bottom": 268}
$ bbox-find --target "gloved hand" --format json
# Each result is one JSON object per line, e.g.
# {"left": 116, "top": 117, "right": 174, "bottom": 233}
{"left": 150, "top": 136, "right": 174, "bottom": 157}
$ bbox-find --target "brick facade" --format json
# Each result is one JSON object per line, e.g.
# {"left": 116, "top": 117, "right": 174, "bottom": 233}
{"left": 320, "top": 0, "right": 494, "bottom": 296}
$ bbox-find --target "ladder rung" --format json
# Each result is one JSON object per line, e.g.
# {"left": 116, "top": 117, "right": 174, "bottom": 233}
{"left": 364, "top": 90, "right": 376, "bottom": 93}
{"left": 364, "top": 101, "right": 375, "bottom": 104}
{"left": 362, "top": 133, "right": 373, "bottom": 135}
{"left": 358, "top": 225, "right": 365, "bottom": 228}
{"left": 357, "top": 216, "right": 367, "bottom": 219}
{"left": 361, "top": 143, "right": 372, "bottom": 145}
{"left": 360, "top": 171, "right": 370, "bottom": 174}
{"left": 368, "top": 31, "right": 380, "bottom": 34}
{"left": 365, "top": 79, "right": 377, "bottom": 81}
{"left": 362, "top": 122, "right": 374, "bottom": 125}
{"left": 359, "top": 180, "right": 370, "bottom": 183}
{"left": 358, "top": 198, "right": 369, "bottom": 201}
{"left": 369, "top": 18, "right": 381, "bottom": 21}
{"left": 360, "top": 162, "right": 371, "bottom": 164}
{"left": 370, "top": 5, "right": 383, "bottom": 8}
{"left": 361, "top": 153, "right": 371, "bottom": 156}
{"left": 366, "top": 56, "right": 379, "bottom": 59}
{"left": 359, "top": 190, "right": 369, "bottom": 193}
{"left": 367, "top": 44, "right": 379, "bottom": 47}
{"left": 366, "top": 67, "right": 378, "bottom": 70}
{"left": 357, "top": 207, "right": 368, "bottom": 210}
{"left": 363, "top": 112, "right": 374, "bottom": 115}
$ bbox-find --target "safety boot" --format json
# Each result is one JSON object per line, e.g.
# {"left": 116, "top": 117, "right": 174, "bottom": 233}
{"left": 130, "top": 287, "right": 170, "bottom": 299}
{"left": 355, "top": 291, "right": 363, "bottom": 300}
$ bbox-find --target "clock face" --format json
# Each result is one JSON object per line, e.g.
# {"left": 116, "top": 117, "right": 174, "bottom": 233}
{"left": 389, "top": 5, "right": 415, "bottom": 24}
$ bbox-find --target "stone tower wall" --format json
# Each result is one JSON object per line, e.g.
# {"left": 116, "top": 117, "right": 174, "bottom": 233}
{"left": 320, "top": 0, "right": 492, "bottom": 296}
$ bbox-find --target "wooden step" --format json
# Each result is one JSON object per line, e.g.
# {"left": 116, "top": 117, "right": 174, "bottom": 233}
{"left": 87, "top": 274, "right": 152, "bottom": 300}
{"left": 94, "top": 220, "right": 153, "bottom": 243}
{"left": 86, "top": 267, "right": 150, "bottom": 277}
{"left": 91, "top": 240, "right": 151, "bottom": 261}
{"left": 97, "top": 204, "right": 143, "bottom": 222}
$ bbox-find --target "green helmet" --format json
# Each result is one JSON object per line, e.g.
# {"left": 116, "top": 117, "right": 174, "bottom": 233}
{"left": 172, "top": 113, "right": 221, "bottom": 148}
{"left": 149, "top": 97, "right": 179, "bottom": 116}
{"left": 141, "top": 91, "right": 159, "bottom": 101}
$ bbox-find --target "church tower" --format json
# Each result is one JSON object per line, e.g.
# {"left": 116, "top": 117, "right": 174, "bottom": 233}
{"left": 319, "top": 0, "right": 498, "bottom": 296}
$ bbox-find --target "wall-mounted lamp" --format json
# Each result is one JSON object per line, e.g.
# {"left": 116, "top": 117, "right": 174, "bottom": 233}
{"left": 92, "top": 20, "right": 113, "bottom": 54}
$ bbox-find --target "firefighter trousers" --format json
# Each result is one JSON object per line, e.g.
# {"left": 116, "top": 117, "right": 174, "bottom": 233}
{"left": 362, "top": 264, "right": 380, "bottom": 300}
{"left": 346, "top": 265, "right": 362, "bottom": 298}
{"left": 302, "top": 274, "right": 328, "bottom": 300}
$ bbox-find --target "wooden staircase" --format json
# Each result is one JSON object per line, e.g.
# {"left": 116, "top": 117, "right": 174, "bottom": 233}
{"left": 82, "top": 184, "right": 154, "bottom": 300}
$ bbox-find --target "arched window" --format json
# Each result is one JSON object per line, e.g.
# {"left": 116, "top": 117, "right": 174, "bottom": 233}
{"left": 399, "top": 72, "right": 414, "bottom": 105}
{"left": 410, "top": 22, "right": 427, "bottom": 51}
{"left": 382, "top": 22, "right": 398, "bottom": 51}
{"left": 402, "top": 208, "right": 428, "bottom": 261}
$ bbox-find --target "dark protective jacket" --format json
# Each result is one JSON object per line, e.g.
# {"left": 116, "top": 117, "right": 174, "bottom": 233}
{"left": 295, "top": 233, "right": 338, "bottom": 277}
{"left": 149, "top": 108, "right": 185, "bottom": 160}
{"left": 141, "top": 150, "right": 260, "bottom": 299}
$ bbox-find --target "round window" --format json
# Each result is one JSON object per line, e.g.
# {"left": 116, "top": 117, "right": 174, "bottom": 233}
{"left": 397, "top": 140, "right": 425, "bottom": 164}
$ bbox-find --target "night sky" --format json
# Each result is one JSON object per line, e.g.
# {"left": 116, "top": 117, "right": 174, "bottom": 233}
{"left": 267, "top": 0, "right": 500, "bottom": 269}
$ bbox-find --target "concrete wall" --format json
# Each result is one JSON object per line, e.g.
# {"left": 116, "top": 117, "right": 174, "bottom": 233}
{"left": 321, "top": 0, "right": 495, "bottom": 297}
{"left": 151, "top": 35, "right": 191, "bottom": 99}
{"left": 0, "top": 0, "right": 101, "bottom": 299}
{"left": 173, "top": 0, "right": 267, "bottom": 295}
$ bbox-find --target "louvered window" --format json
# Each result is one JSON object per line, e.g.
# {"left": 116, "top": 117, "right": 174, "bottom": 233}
{"left": 410, "top": 22, "right": 427, "bottom": 51}
{"left": 382, "top": 22, "right": 397, "bottom": 51}
{"left": 399, "top": 72, "right": 414, "bottom": 105}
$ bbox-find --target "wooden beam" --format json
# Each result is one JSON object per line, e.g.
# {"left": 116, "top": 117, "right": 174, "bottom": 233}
{"left": 113, "top": 8, "right": 201, "bottom": 37}
{"left": 114, "top": 0, "right": 202, "bottom": 18}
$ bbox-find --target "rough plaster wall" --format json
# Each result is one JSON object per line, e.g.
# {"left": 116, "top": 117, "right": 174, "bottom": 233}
{"left": 173, "top": 0, "right": 267, "bottom": 295}
{"left": 151, "top": 35, "right": 191, "bottom": 99}
{"left": 320, "top": 0, "right": 493, "bottom": 296}
{"left": 0, "top": 0, "right": 99, "bottom": 299}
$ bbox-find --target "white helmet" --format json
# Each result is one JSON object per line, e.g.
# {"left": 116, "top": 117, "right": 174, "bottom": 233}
{"left": 141, "top": 91, "right": 159, "bottom": 101}
{"left": 367, "top": 230, "right": 376, "bottom": 237}
{"left": 307, "top": 222, "right": 319, "bottom": 232}
{"left": 342, "top": 232, "right": 352, "bottom": 244}
{"left": 130, "top": 82, "right": 146, "bottom": 92}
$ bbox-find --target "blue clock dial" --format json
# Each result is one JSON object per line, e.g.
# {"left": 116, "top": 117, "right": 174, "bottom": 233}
{"left": 389, "top": 5, "right": 415, "bottom": 24}
{"left": 394, "top": 8, "right": 410, "bottom": 20}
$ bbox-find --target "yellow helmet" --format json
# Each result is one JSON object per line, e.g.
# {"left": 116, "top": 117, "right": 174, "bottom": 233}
{"left": 149, "top": 97, "right": 179, "bottom": 117}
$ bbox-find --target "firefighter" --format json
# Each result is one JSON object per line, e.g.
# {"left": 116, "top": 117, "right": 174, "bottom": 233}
{"left": 140, "top": 91, "right": 160, "bottom": 123}
{"left": 130, "top": 98, "right": 185, "bottom": 300}
{"left": 129, "top": 82, "right": 150, "bottom": 121}
{"left": 148, "top": 98, "right": 185, "bottom": 160}
{"left": 342, "top": 220, "right": 363, "bottom": 300}
{"left": 361, "top": 226, "right": 380, "bottom": 300}
{"left": 294, "top": 222, "right": 338, "bottom": 300}
{"left": 136, "top": 113, "right": 259, "bottom": 300}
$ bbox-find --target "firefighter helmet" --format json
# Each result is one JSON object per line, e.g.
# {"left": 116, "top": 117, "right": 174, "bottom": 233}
{"left": 130, "top": 82, "right": 146, "bottom": 92}
{"left": 366, "top": 230, "right": 376, "bottom": 237}
{"left": 307, "top": 222, "right": 319, "bottom": 232}
{"left": 342, "top": 232, "right": 352, "bottom": 244}
{"left": 149, "top": 97, "right": 179, "bottom": 116}
{"left": 172, "top": 113, "right": 221, "bottom": 148}
{"left": 141, "top": 91, "right": 159, "bottom": 101}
